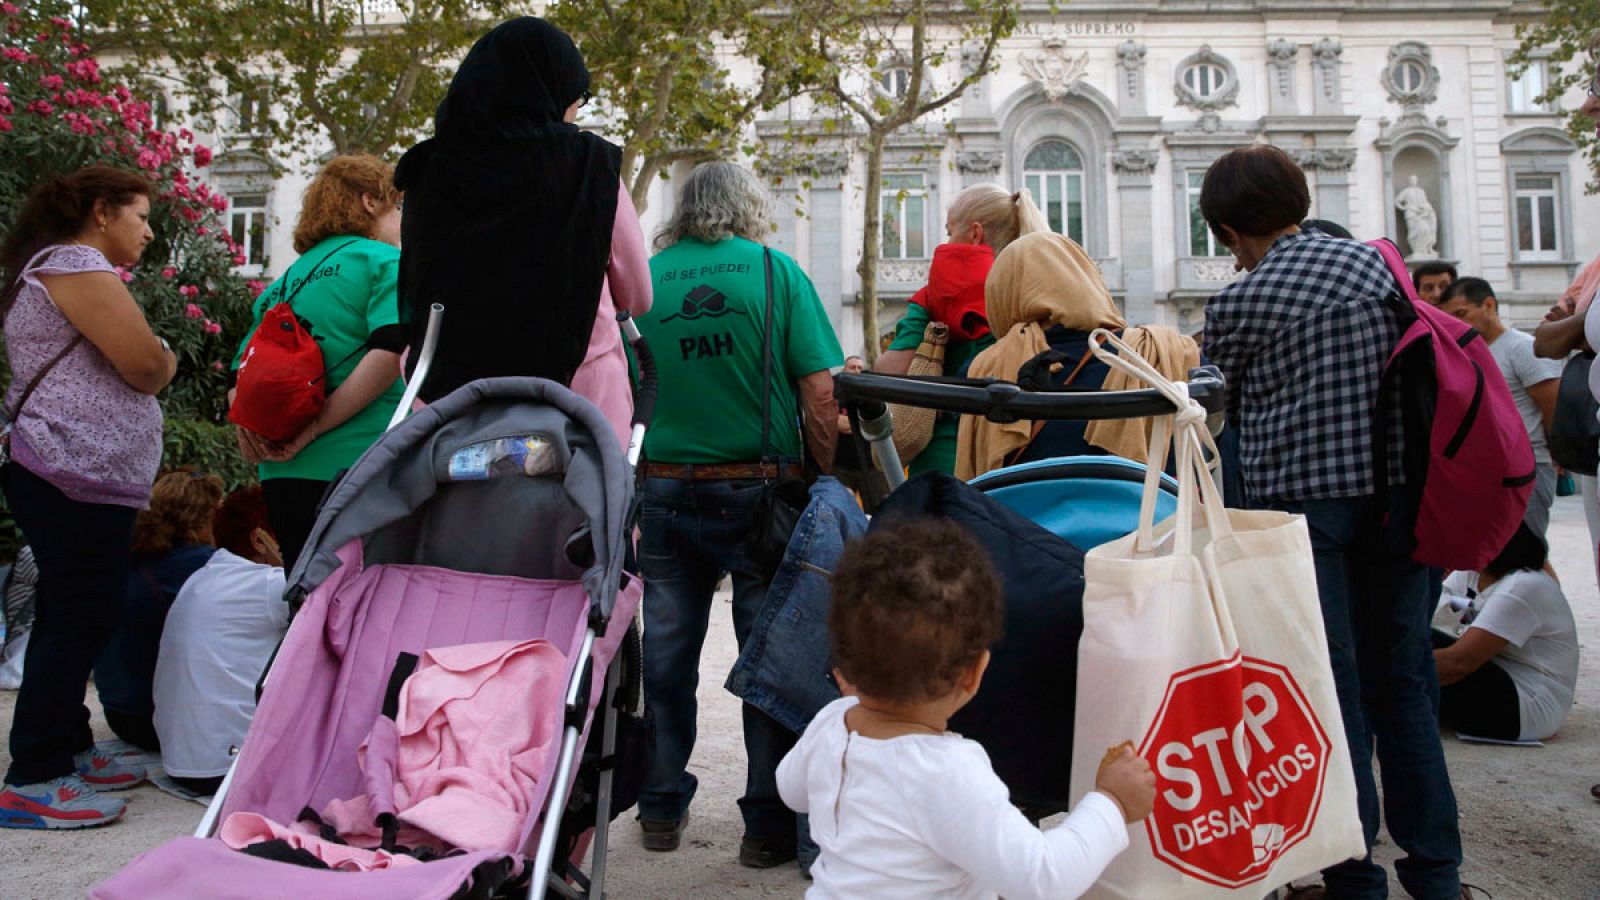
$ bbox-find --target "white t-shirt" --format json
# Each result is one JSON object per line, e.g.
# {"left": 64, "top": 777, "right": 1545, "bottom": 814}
{"left": 777, "top": 696, "right": 1129, "bottom": 900}
{"left": 1486, "top": 328, "right": 1561, "bottom": 464}
{"left": 153, "top": 550, "right": 288, "bottom": 777}
{"left": 1439, "top": 570, "right": 1580, "bottom": 740}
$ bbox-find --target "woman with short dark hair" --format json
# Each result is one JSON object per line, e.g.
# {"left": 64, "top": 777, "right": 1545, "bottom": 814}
{"left": 1199, "top": 145, "right": 1464, "bottom": 895}
{"left": 0, "top": 164, "right": 177, "bottom": 829}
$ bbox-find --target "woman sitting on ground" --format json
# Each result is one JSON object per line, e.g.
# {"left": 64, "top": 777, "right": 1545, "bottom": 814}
{"left": 153, "top": 485, "right": 287, "bottom": 796}
{"left": 95, "top": 471, "right": 223, "bottom": 751}
{"left": 1434, "top": 524, "right": 1580, "bottom": 743}
{"left": 955, "top": 232, "right": 1199, "bottom": 480}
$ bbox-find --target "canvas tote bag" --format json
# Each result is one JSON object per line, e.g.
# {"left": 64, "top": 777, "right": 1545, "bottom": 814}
{"left": 1069, "top": 330, "right": 1365, "bottom": 898}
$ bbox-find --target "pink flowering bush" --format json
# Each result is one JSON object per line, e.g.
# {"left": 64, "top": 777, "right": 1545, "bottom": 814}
{"left": 0, "top": 2, "right": 257, "bottom": 513}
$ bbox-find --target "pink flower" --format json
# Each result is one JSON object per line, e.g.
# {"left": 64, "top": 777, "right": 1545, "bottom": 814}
{"left": 49, "top": 16, "right": 72, "bottom": 30}
{"left": 194, "top": 183, "right": 210, "bottom": 202}
{"left": 204, "top": 321, "right": 222, "bottom": 335}
{"left": 192, "top": 144, "right": 213, "bottom": 167}
{"left": 231, "top": 252, "right": 246, "bottom": 266}
{"left": 118, "top": 269, "right": 133, "bottom": 284}
{"left": 113, "top": 85, "right": 130, "bottom": 102}
{"left": 64, "top": 58, "right": 99, "bottom": 84}
{"left": 173, "top": 182, "right": 191, "bottom": 199}
{"left": 135, "top": 147, "right": 159, "bottom": 170}
{"left": 1, "top": 48, "right": 31, "bottom": 63}
{"left": 178, "top": 284, "right": 199, "bottom": 298}
{"left": 161, "top": 266, "right": 176, "bottom": 279}
{"left": 195, "top": 224, "right": 208, "bottom": 235}
{"left": 246, "top": 280, "right": 266, "bottom": 298}
{"left": 0, "top": 96, "right": 11, "bottom": 114}
{"left": 0, "top": 83, "right": 8, "bottom": 94}
{"left": 39, "top": 74, "right": 63, "bottom": 91}
{"left": 179, "top": 128, "right": 193, "bottom": 142}
{"left": 0, "top": 117, "right": 12, "bottom": 133}
{"left": 212, "top": 361, "right": 224, "bottom": 371}
{"left": 184, "top": 303, "right": 203, "bottom": 318}
{"left": 1, "top": 3, "right": 19, "bottom": 14}
{"left": 209, "top": 194, "right": 228, "bottom": 213}
{"left": 25, "top": 99, "right": 52, "bottom": 116}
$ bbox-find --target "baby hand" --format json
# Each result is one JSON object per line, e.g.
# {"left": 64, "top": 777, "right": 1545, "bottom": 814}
{"left": 1095, "top": 742, "right": 1156, "bottom": 824}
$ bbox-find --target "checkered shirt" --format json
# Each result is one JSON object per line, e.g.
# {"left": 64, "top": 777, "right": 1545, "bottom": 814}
{"left": 1203, "top": 230, "right": 1406, "bottom": 503}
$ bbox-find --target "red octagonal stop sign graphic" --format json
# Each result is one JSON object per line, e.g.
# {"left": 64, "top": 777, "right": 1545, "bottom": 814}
{"left": 1137, "top": 652, "right": 1333, "bottom": 888}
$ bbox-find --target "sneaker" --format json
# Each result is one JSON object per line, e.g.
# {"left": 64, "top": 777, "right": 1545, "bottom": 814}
{"left": 738, "top": 834, "right": 798, "bottom": 869}
{"left": 0, "top": 775, "right": 126, "bottom": 829}
{"left": 74, "top": 746, "right": 147, "bottom": 792}
{"left": 640, "top": 810, "right": 687, "bottom": 852}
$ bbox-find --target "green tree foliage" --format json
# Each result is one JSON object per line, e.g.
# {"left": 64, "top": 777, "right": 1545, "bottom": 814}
{"left": 1, "top": 2, "right": 259, "bottom": 553}
{"left": 798, "top": 0, "right": 1019, "bottom": 360}
{"left": 548, "top": 0, "right": 829, "bottom": 212}
{"left": 79, "top": 0, "right": 529, "bottom": 163}
{"left": 1511, "top": 2, "right": 1600, "bottom": 191}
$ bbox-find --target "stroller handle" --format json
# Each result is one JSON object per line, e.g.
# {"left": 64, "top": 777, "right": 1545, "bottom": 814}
{"left": 620, "top": 312, "right": 657, "bottom": 468}
{"left": 834, "top": 367, "right": 1226, "bottom": 424}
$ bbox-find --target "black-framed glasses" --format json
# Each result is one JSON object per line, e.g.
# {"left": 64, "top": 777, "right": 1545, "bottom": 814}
{"left": 1588, "top": 72, "right": 1600, "bottom": 99}
{"left": 578, "top": 90, "right": 593, "bottom": 109}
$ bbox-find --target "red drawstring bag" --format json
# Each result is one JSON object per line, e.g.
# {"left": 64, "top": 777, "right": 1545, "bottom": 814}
{"left": 229, "top": 239, "right": 359, "bottom": 443}
{"left": 229, "top": 303, "right": 328, "bottom": 443}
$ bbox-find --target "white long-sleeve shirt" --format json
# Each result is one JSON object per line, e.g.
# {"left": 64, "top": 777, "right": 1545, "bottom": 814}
{"left": 778, "top": 696, "right": 1129, "bottom": 900}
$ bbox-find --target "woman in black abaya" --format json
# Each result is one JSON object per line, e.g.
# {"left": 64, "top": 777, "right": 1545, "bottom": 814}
{"left": 394, "top": 17, "right": 651, "bottom": 448}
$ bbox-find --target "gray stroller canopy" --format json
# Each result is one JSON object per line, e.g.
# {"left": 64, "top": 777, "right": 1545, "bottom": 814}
{"left": 287, "top": 377, "right": 632, "bottom": 620}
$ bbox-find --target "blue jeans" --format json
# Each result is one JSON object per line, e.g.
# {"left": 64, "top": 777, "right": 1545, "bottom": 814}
{"left": 638, "top": 476, "right": 803, "bottom": 846}
{"left": 1273, "top": 494, "right": 1462, "bottom": 900}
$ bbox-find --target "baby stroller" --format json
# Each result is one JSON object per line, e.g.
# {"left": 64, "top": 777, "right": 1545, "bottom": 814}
{"left": 94, "top": 362, "right": 651, "bottom": 898}
{"left": 833, "top": 364, "right": 1223, "bottom": 815}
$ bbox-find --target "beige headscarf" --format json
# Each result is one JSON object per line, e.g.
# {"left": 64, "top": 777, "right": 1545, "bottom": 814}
{"left": 956, "top": 232, "right": 1199, "bottom": 478}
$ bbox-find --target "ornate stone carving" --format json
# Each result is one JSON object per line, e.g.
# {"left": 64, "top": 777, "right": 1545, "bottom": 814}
{"left": 1020, "top": 38, "right": 1091, "bottom": 102}
{"left": 1382, "top": 41, "right": 1439, "bottom": 110}
{"left": 805, "top": 150, "right": 850, "bottom": 178}
{"left": 1190, "top": 259, "right": 1241, "bottom": 283}
{"left": 1312, "top": 38, "right": 1343, "bottom": 107}
{"left": 1174, "top": 46, "right": 1240, "bottom": 112}
{"left": 1111, "top": 149, "right": 1157, "bottom": 176}
{"left": 955, "top": 149, "right": 1003, "bottom": 174}
{"left": 878, "top": 259, "right": 930, "bottom": 284}
{"left": 1116, "top": 40, "right": 1147, "bottom": 102}
{"left": 1290, "top": 148, "right": 1357, "bottom": 172}
{"left": 1267, "top": 39, "right": 1297, "bottom": 99}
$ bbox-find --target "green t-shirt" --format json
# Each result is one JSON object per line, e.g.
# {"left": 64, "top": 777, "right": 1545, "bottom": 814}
{"left": 641, "top": 237, "right": 843, "bottom": 463}
{"left": 232, "top": 235, "right": 405, "bottom": 482}
{"left": 888, "top": 301, "right": 995, "bottom": 476}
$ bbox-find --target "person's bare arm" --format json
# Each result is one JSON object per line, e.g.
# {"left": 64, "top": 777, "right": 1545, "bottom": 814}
{"left": 265, "top": 349, "right": 402, "bottom": 461}
{"left": 797, "top": 369, "right": 838, "bottom": 474}
{"left": 1533, "top": 312, "right": 1589, "bottom": 360}
{"left": 1527, "top": 378, "right": 1558, "bottom": 430}
{"left": 1433, "top": 628, "right": 1509, "bottom": 686}
{"left": 874, "top": 348, "right": 913, "bottom": 375}
{"left": 39, "top": 271, "right": 176, "bottom": 394}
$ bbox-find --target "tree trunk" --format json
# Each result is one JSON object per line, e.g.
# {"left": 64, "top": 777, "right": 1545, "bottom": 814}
{"left": 857, "top": 129, "right": 887, "bottom": 363}
{"left": 629, "top": 159, "right": 654, "bottom": 215}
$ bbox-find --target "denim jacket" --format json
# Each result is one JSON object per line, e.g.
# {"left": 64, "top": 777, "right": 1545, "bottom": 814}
{"left": 725, "top": 476, "right": 866, "bottom": 733}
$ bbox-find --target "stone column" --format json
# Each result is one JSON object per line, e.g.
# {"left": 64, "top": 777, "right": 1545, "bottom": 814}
{"left": 1116, "top": 41, "right": 1147, "bottom": 117}
{"left": 1113, "top": 148, "right": 1158, "bottom": 324}
{"left": 1266, "top": 39, "right": 1298, "bottom": 117}
{"left": 806, "top": 150, "right": 850, "bottom": 328}
{"left": 1312, "top": 38, "right": 1343, "bottom": 115}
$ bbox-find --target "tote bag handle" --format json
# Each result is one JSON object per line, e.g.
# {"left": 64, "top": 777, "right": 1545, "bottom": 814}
{"left": 1088, "top": 327, "right": 1229, "bottom": 556}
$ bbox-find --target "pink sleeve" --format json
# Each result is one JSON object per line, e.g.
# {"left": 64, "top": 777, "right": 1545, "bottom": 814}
{"left": 608, "top": 184, "right": 652, "bottom": 317}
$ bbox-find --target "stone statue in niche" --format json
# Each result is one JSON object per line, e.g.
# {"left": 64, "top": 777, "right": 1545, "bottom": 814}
{"left": 1394, "top": 175, "right": 1438, "bottom": 259}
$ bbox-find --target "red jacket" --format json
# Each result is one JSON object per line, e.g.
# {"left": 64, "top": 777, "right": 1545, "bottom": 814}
{"left": 912, "top": 243, "right": 994, "bottom": 342}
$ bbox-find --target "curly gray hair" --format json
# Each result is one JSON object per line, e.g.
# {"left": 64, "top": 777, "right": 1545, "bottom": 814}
{"left": 654, "top": 161, "right": 772, "bottom": 251}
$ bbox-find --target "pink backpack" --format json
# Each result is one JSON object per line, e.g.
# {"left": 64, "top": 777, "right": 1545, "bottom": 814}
{"left": 1368, "top": 238, "right": 1534, "bottom": 571}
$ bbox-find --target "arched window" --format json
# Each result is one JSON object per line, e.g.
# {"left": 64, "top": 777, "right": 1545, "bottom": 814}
{"left": 1023, "top": 139, "right": 1085, "bottom": 243}
{"left": 878, "top": 67, "right": 911, "bottom": 100}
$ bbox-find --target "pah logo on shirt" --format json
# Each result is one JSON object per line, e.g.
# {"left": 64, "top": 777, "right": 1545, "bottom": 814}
{"left": 665, "top": 284, "right": 746, "bottom": 360}
{"left": 1138, "top": 653, "right": 1333, "bottom": 888}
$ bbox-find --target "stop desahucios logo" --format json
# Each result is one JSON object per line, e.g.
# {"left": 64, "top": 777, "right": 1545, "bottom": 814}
{"left": 1137, "top": 652, "right": 1332, "bottom": 888}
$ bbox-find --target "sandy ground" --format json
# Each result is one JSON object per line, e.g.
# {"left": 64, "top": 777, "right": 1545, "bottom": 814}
{"left": 3, "top": 497, "right": 1600, "bottom": 898}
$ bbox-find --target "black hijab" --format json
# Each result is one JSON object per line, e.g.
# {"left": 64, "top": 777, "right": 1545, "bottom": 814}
{"left": 395, "top": 17, "right": 622, "bottom": 401}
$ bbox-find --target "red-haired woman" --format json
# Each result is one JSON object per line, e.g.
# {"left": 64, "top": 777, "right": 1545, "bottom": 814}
{"left": 0, "top": 165, "right": 177, "bottom": 829}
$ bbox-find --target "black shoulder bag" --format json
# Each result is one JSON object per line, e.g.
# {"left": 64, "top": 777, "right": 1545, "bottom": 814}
{"left": 1549, "top": 351, "right": 1600, "bottom": 475}
{"left": 744, "top": 248, "right": 811, "bottom": 583}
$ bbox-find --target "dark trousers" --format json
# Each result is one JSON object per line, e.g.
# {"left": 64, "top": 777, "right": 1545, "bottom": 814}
{"left": 261, "top": 477, "right": 330, "bottom": 573}
{"left": 104, "top": 707, "right": 160, "bottom": 752}
{"left": 1274, "top": 494, "right": 1463, "bottom": 900}
{"left": 3, "top": 464, "right": 136, "bottom": 785}
{"left": 637, "top": 476, "right": 802, "bottom": 846}
{"left": 1431, "top": 630, "right": 1522, "bottom": 741}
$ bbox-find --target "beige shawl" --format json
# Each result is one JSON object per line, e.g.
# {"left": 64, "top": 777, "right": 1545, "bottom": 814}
{"left": 956, "top": 232, "right": 1199, "bottom": 478}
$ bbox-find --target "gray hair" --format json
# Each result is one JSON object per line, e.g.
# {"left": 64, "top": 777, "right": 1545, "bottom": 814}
{"left": 654, "top": 161, "right": 772, "bottom": 251}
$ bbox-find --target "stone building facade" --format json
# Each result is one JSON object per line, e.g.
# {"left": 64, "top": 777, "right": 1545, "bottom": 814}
{"left": 213, "top": 1, "right": 1596, "bottom": 355}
